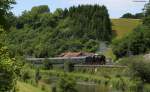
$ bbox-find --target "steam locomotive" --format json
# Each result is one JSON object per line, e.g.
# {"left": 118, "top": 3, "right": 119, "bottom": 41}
{"left": 26, "top": 54, "right": 106, "bottom": 65}
{"left": 84, "top": 55, "right": 106, "bottom": 65}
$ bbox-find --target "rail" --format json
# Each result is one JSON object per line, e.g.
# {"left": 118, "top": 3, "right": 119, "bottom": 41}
{"left": 74, "top": 65, "right": 127, "bottom": 68}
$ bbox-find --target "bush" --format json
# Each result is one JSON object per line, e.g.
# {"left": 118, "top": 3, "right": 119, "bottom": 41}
{"left": 43, "top": 59, "right": 53, "bottom": 70}
{"left": 143, "top": 84, "right": 150, "bottom": 92}
{"left": 41, "top": 84, "right": 46, "bottom": 91}
{"left": 112, "top": 25, "right": 150, "bottom": 58}
{"left": 57, "top": 76, "right": 77, "bottom": 92}
{"left": 21, "top": 70, "right": 31, "bottom": 82}
{"left": 51, "top": 85, "right": 56, "bottom": 92}
{"left": 35, "top": 68, "right": 41, "bottom": 84}
{"left": 130, "top": 60, "right": 150, "bottom": 83}
{"left": 118, "top": 55, "right": 150, "bottom": 83}
{"left": 64, "top": 61, "right": 74, "bottom": 72}
{"left": 0, "top": 30, "right": 18, "bottom": 92}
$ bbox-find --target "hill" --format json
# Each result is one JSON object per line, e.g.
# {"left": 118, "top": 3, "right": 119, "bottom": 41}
{"left": 4, "top": 5, "right": 112, "bottom": 57}
{"left": 111, "top": 18, "right": 142, "bottom": 39}
{"left": 104, "top": 18, "right": 142, "bottom": 60}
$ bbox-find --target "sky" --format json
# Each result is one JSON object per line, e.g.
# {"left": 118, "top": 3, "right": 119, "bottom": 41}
{"left": 12, "top": 0, "right": 147, "bottom": 18}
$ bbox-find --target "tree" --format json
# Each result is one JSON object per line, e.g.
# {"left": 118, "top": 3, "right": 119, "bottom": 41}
{"left": 0, "top": 28, "right": 17, "bottom": 92}
{"left": 113, "top": 1, "right": 150, "bottom": 58}
{"left": 130, "top": 59, "right": 150, "bottom": 83}
{"left": 31, "top": 5, "right": 50, "bottom": 14}
{"left": 4, "top": 5, "right": 113, "bottom": 57}
{"left": 112, "top": 26, "right": 149, "bottom": 58}
{"left": 0, "top": 0, "right": 16, "bottom": 29}
{"left": 143, "top": 1, "right": 150, "bottom": 26}
{"left": 121, "top": 12, "right": 143, "bottom": 19}
{"left": 135, "top": 13, "right": 144, "bottom": 19}
{"left": 121, "top": 13, "right": 135, "bottom": 18}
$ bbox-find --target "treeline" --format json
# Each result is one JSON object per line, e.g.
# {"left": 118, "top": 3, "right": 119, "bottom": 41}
{"left": 121, "top": 12, "right": 143, "bottom": 19}
{"left": 4, "top": 5, "right": 112, "bottom": 57}
{"left": 113, "top": 2, "right": 150, "bottom": 58}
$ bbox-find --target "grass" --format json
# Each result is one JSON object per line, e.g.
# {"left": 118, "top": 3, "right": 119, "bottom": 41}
{"left": 111, "top": 18, "right": 142, "bottom": 39}
{"left": 40, "top": 68, "right": 127, "bottom": 83}
{"left": 40, "top": 69, "right": 145, "bottom": 92}
{"left": 103, "top": 18, "right": 142, "bottom": 59}
{"left": 17, "top": 81, "right": 45, "bottom": 92}
{"left": 103, "top": 48, "right": 116, "bottom": 61}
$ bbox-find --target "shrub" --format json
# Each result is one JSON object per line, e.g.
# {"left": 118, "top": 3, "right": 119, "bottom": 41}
{"left": 43, "top": 59, "right": 53, "bottom": 70}
{"left": 0, "top": 31, "right": 18, "bottom": 92}
{"left": 130, "top": 60, "right": 150, "bottom": 83}
{"left": 51, "top": 85, "right": 56, "bottom": 92}
{"left": 21, "top": 70, "right": 31, "bottom": 82}
{"left": 41, "top": 84, "right": 46, "bottom": 91}
{"left": 35, "top": 68, "right": 41, "bottom": 84}
{"left": 57, "top": 76, "right": 77, "bottom": 92}
{"left": 143, "top": 84, "right": 150, "bottom": 92}
{"left": 119, "top": 55, "right": 150, "bottom": 83}
{"left": 64, "top": 61, "right": 74, "bottom": 72}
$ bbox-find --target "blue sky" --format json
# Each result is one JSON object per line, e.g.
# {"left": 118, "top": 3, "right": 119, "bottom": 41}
{"left": 12, "top": 0, "right": 147, "bottom": 18}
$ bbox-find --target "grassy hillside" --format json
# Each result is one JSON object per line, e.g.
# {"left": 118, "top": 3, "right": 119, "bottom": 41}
{"left": 111, "top": 18, "right": 142, "bottom": 39}
{"left": 104, "top": 18, "right": 142, "bottom": 60}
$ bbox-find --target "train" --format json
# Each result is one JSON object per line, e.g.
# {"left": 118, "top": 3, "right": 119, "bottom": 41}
{"left": 26, "top": 54, "right": 106, "bottom": 65}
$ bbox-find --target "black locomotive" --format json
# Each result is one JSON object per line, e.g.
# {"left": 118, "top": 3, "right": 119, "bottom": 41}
{"left": 85, "top": 55, "right": 106, "bottom": 65}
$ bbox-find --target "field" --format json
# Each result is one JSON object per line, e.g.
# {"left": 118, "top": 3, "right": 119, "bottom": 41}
{"left": 103, "top": 18, "right": 142, "bottom": 60}
{"left": 111, "top": 18, "right": 142, "bottom": 39}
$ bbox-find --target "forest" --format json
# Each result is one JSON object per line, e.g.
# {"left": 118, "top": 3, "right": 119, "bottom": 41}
{"left": 2, "top": 5, "right": 112, "bottom": 58}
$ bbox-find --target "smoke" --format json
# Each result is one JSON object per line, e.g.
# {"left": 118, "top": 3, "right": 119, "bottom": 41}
{"left": 97, "top": 41, "right": 108, "bottom": 53}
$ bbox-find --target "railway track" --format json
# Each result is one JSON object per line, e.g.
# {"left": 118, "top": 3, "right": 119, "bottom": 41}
{"left": 74, "top": 65, "right": 127, "bottom": 68}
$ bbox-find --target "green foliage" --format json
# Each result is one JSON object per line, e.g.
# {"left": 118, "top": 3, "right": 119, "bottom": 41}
{"left": 121, "top": 13, "right": 135, "bottom": 18}
{"left": 64, "top": 61, "right": 74, "bottom": 72}
{"left": 113, "top": 1, "right": 150, "bottom": 58}
{"left": 135, "top": 13, "right": 144, "bottom": 19}
{"left": 143, "top": 84, "right": 150, "bottom": 92}
{"left": 112, "top": 25, "right": 150, "bottom": 58}
{"left": 113, "top": 2, "right": 150, "bottom": 57}
{"left": 118, "top": 56, "right": 150, "bottom": 83}
{"left": 143, "top": 1, "right": 150, "bottom": 26}
{"left": 129, "top": 59, "right": 150, "bottom": 83}
{"left": 51, "top": 85, "right": 56, "bottom": 92}
{"left": 121, "top": 12, "right": 143, "bottom": 19}
{"left": 4, "top": 5, "right": 112, "bottom": 57}
{"left": 20, "top": 69, "right": 31, "bottom": 82}
{"left": 43, "top": 59, "right": 53, "bottom": 70}
{"left": 31, "top": 5, "right": 50, "bottom": 14}
{"left": 35, "top": 68, "right": 41, "bottom": 84}
{"left": 0, "top": 28, "right": 18, "bottom": 91}
{"left": 57, "top": 76, "right": 77, "bottom": 92}
{"left": 0, "top": 0, "right": 16, "bottom": 29}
